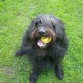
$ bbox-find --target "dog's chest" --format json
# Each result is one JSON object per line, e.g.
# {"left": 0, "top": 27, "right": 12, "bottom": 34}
{"left": 32, "top": 47, "right": 56, "bottom": 65}
{"left": 34, "top": 48, "right": 46, "bottom": 56}
{"left": 33, "top": 47, "right": 54, "bottom": 58}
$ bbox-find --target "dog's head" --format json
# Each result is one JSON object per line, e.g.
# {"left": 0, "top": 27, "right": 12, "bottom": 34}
{"left": 29, "top": 15, "right": 65, "bottom": 48}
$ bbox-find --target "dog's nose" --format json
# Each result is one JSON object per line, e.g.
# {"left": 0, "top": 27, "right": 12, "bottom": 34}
{"left": 39, "top": 31, "right": 45, "bottom": 35}
{"left": 38, "top": 27, "right": 45, "bottom": 35}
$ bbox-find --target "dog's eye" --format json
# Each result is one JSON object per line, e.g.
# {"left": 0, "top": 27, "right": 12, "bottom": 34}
{"left": 36, "top": 20, "right": 42, "bottom": 26}
{"left": 53, "top": 25, "right": 55, "bottom": 29}
{"left": 51, "top": 22, "right": 55, "bottom": 29}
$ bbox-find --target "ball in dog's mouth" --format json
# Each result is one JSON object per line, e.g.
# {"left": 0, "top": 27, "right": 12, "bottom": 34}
{"left": 37, "top": 37, "right": 52, "bottom": 48}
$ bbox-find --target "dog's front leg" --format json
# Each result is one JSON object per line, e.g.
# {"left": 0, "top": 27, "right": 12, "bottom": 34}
{"left": 54, "top": 63, "right": 64, "bottom": 80}
{"left": 29, "top": 67, "right": 42, "bottom": 83}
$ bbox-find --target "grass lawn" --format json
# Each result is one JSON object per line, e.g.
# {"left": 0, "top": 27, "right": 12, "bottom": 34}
{"left": 0, "top": 0, "right": 83, "bottom": 83}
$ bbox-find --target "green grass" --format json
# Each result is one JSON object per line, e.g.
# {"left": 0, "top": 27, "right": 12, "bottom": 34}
{"left": 0, "top": 0, "right": 83, "bottom": 83}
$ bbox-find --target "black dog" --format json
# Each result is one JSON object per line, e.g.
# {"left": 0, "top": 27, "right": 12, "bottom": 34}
{"left": 16, "top": 15, "right": 68, "bottom": 83}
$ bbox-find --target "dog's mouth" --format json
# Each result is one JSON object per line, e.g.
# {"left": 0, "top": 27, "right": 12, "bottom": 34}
{"left": 37, "top": 37, "right": 52, "bottom": 48}
{"left": 29, "top": 28, "right": 56, "bottom": 48}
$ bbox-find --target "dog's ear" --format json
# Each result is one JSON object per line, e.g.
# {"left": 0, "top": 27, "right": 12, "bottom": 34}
{"left": 51, "top": 17, "right": 65, "bottom": 40}
{"left": 28, "top": 20, "right": 36, "bottom": 32}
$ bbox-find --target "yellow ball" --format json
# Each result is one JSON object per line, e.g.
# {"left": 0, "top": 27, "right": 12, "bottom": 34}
{"left": 41, "top": 37, "right": 52, "bottom": 43}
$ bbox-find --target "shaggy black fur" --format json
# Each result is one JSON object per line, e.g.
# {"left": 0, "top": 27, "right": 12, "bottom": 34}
{"left": 16, "top": 15, "right": 68, "bottom": 83}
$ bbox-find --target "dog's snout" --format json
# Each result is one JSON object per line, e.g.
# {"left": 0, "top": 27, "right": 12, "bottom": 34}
{"left": 39, "top": 31, "right": 45, "bottom": 35}
{"left": 38, "top": 27, "right": 45, "bottom": 35}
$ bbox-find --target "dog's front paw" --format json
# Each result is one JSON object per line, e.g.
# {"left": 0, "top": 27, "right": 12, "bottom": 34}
{"left": 30, "top": 79, "right": 36, "bottom": 83}
{"left": 16, "top": 50, "right": 23, "bottom": 57}
{"left": 55, "top": 64, "right": 64, "bottom": 80}
{"left": 56, "top": 71, "right": 63, "bottom": 80}
{"left": 29, "top": 75, "right": 37, "bottom": 83}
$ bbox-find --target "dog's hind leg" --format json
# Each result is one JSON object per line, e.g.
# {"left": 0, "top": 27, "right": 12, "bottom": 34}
{"left": 16, "top": 45, "right": 32, "bottom": 57}
{"left": 16, "top": 34, "right": 33, "bottom": 57}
